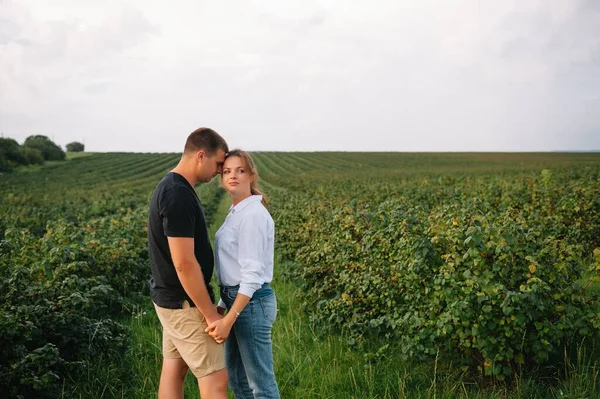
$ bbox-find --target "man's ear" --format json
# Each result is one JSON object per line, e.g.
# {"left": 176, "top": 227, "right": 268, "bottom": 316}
{"left": 196, "top": 150, "right": 206, "bottom": 162}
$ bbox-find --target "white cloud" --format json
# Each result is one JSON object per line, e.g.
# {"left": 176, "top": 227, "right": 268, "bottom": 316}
{"left": 0, "top": 0, "right": 598, "bottom": 151}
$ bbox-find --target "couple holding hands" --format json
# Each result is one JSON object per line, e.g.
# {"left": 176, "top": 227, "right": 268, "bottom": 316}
{"left": 148, "top": 127, "right": 279, "bottom": 398}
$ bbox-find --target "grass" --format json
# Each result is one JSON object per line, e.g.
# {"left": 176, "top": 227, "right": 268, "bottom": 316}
{"left": 14, "top": 159, "right": 66, "bottom": 173}
{"left": 66, "top": 151, "right": 96, "bottom": 160}
{"left": 12, "top": 152, "right": 95, "bottom": 174}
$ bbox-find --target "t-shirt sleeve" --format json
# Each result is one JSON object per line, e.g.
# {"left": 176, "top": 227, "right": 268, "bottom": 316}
{"left": 160, "top": 186, "right": 197, "bottom": 237}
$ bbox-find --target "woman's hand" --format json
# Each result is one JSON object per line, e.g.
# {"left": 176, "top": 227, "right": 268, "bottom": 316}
{"left": 205, "top": 316, "right": 234, "bottom": 343}
{"left": 208, "top": 295, "right": 249, "bottom": 343}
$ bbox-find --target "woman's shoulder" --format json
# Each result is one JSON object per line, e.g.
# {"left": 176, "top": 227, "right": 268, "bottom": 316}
{"left": 243, "top": 201, "right": 273, "bottom": 221}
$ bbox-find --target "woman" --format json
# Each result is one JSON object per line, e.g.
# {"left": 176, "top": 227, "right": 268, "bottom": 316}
{"left": 205, "top": 149, "right": 280, "bottom": 399}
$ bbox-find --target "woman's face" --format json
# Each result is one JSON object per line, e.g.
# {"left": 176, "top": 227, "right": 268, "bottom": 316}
{"left": 221, "top": 156, "right": 252, "bottom": 198}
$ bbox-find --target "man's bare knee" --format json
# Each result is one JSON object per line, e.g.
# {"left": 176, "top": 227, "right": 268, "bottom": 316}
{"left": 198, "top": 368, "right": 228, "bottom": 399}
{"left": 162, "top": 357, "right": 189, "bottom": 379}
{"left": 159, "top": 357, "right": 189, "bottom": 399}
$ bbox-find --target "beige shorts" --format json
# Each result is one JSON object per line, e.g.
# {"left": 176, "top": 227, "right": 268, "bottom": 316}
{"left": 153, "top": 301, "right": 225, "bottom": 378}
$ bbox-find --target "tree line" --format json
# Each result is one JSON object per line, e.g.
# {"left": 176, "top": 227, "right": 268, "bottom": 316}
{"left": 0, "top": 135, "right": 84, "bottom": 172}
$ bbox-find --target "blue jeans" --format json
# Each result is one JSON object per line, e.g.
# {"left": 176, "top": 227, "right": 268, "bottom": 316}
{"left": 220, "top": 284, "right": 280, "bottom": 399}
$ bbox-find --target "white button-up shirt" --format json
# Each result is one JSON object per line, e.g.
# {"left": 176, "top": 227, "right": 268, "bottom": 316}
{"left": 215, "top": 195, "right": 274, "bottom": 305}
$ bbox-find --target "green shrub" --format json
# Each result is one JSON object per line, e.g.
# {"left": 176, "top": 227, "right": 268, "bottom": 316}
{"left": 23, "top": 135, "right": 65, "bottom": 161}
{"left": 66, "top": 142, "right": 85, "bottom": 152}
{"left": 0, "top": 137, "right": 27, "bottom": 171}
{"left": 19, "top": 146, "right": 44, "bottom": 165}
{"left": 0, "top": 212, "right": 146, "bottom": 396}
{"left": 274, "top": 171, "right": 600, "bottom": 380}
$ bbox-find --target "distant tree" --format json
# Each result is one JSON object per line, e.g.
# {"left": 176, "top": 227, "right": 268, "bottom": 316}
{"left": 66, "top": 141, "right": 85, "bottom": 152}
{"left": 23, "top": 135, "right": 66, "bottom": 161}
{"left": 0, "top": 137, "right": 28, "bottom": 172}
{"left": 20, "top": 146, "right": 45, "bottom": 165}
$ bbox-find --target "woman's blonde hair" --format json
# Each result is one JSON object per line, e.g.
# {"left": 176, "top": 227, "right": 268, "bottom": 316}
{"left": 224, "top": 149, "right": 269, "bottom": 207}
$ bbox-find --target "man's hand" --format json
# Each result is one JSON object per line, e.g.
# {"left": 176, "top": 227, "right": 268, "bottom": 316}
{"left": 204, "top": 307, "right": 223, "bottom": 326}
{"left": 205, "top": 315, "right": 234, "bottom": 343}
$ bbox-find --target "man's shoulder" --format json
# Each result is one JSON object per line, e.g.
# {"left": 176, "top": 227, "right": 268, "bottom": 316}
{"left": 156, "top": 174, "right": 195, "bottom": 198}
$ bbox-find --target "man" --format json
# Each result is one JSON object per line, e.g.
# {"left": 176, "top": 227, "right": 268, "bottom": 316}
{"left": 147, "top": 127, "right": 229, "bottom": 399}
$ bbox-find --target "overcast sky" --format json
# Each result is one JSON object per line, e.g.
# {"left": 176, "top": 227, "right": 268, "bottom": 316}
{"left": 1, "top": 0, "right": 599, "bottom": 152}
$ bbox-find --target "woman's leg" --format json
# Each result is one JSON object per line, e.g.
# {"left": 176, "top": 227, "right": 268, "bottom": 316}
{"left": 225, "top": 324, "right": 254, "bottom": 399}
{"left": 234, "top": 293, "right": 280, "bottom": 399}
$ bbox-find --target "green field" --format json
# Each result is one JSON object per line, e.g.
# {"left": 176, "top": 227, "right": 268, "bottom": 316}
{"left": 1, "top": 152, "right": 599, "bottom": 398}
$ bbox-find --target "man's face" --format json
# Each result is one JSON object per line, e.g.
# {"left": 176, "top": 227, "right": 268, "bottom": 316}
{"left": 197, "top": 149, "right": 226, "bottom": 182}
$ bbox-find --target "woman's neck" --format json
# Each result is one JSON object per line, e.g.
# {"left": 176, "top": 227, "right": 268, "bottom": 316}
{"left": 231, "top": 192, "right": 251, "bottom": 206}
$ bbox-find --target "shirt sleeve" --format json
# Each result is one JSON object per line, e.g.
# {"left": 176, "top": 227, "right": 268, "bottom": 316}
{"left": 237, "top": 210, "right": 270, "bottom": 298}
{"left": 160, "top": 187, "right": 197, "bottom": 237}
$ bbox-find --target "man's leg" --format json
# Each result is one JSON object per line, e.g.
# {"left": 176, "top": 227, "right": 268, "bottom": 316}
{"left": 158, "top": 357, "right": 189, "bottom": 399}
{"left": 198, "top": 368, "right": 228, "bottom": 399}
{"left": 154, "top": 303, "right": 226, "bottom": 398}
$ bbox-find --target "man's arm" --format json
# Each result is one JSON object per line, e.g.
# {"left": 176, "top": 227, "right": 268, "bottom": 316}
{"left": 167, "top": 236, "right": 221, "bottom": 325}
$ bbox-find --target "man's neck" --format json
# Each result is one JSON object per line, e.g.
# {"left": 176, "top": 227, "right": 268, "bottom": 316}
{"left": 172, "top": 164, "right": 197, "bottom": 187}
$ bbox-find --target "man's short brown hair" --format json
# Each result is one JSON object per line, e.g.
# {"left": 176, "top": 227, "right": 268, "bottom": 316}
{"left": 184, "top": 127, "right": 229, "bottom": 156}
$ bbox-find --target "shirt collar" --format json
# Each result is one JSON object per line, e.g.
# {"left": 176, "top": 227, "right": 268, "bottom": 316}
{"left": 229, "top": 195, "right": 262, "bottom": 215}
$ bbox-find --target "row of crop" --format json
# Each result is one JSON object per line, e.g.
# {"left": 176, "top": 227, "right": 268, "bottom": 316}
{"left": 270, "top": 168, "right": 600, "bottom": 379}
{"left": 0, "top": 153, "right": 225, "bottom": 397}
{"left": 0, "top": 210, "right": 148, "bottom": 398}
{"left": 0, "top": 153, "right": 179, "bottom": 194}
{"left": 0, "top": 154, "right": 183, "bottom": 239}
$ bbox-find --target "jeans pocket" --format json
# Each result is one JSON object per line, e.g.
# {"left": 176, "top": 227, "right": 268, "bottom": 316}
{"left": 260, "top": 294, "right": 277, "bottom": 325}
{"left": 225, "top": 289, "right": 238, "bottom": 301}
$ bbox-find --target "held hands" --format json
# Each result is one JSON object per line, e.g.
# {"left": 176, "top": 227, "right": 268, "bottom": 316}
{"left": 205, "top": 314, "right": 234, "bottom": 344}
{"left": 204, "top": 306, "right": 224, "bottom": 327}
{"left": 207, "top": 299, "right": 245, "bottom": 344}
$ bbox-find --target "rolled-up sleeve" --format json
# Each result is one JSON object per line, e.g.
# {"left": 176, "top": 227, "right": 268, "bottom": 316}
{"left": 237, "top": 211, "right": 268, "bottom": 298}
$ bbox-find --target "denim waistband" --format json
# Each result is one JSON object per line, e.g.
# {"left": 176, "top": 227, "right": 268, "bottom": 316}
{"left": 220, "top": 283, "right": 273, "bottom": 300}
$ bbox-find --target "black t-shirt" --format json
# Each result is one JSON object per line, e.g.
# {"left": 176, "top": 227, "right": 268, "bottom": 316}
{"left": 147, "top": 172, "right": 215, "bottom": 308}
